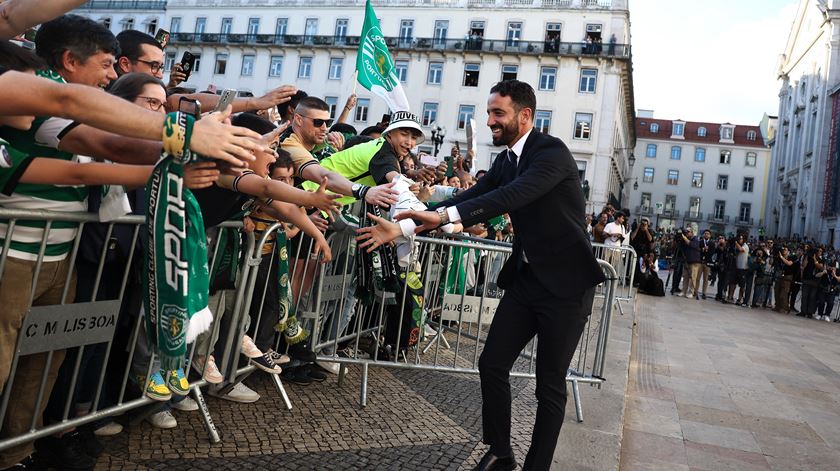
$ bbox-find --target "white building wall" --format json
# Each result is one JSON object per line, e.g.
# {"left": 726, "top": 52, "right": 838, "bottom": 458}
{"left": 77, "top": 0, "right": 635, "bottom": 212}
{"left": 630, "top": 127, "right": 771, "bottom": 238}
{"left": 766, "top": 0, "right": 840, "bottom": 243}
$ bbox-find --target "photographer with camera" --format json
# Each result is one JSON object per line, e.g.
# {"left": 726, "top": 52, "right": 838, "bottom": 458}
{"left": 772, "top": 246, "right": 795, "bottom": 312}
{"left": 695, "top": 230, "right": 714, "bottom": 299}
{"left": 670, "top": 228, "right": 688, "bottom": 295}
{"left": 800, "top": 247, "right": 825, "bottom": 318}
{"left": 725, "top": 234, "right": 749, "bottom": 305}
{"left": 749, "top": 247, "right": 770, "bottom": 308}
{"left": 818, "top": 262, "right": 840, "bottom": 321}
{"left": 681, "top": 227, "right": 701, "bottom": 299}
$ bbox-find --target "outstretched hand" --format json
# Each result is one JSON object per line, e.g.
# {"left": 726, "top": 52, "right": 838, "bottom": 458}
{"left": 191, "top": 105, "right": 268, "bottom": 170}
{"left": 394, "top": 210, "right": 441, "bottom": 234}
{"left": 356, "top": 213, "right": 402, "bottom": 252}
{"left": 364, "top": 181, "right": 398, "bottom": 207}
{"left": 308, "top": 176, "right": 342, "bottom": 214}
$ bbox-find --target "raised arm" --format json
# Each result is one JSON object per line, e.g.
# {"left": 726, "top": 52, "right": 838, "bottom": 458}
{"left": 225, "top": 173, "right": 341, "bottom": 214}
{"left": 0, "top": 0, "right": 87, "bottom": 39}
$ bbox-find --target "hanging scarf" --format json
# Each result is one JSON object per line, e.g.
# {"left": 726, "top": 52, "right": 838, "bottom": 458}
{"left": 143, "top": 112, "right": 212, "bottom": 371}
{"left": 273, "top": 230, "right": 307, "bottom": 344}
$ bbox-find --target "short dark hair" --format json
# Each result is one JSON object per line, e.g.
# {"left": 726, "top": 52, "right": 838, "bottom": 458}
{"left": 270, "top": 148, "right": 294, "bottom": 173}
{"left": 476, "top": 169, "right": 487, "bottom": 178}
{"left": 278, "top": 90, "right": 308, "bottom": 118}
{"left": 108, "top": 72, "right": 165, "bottom": 102}
{"left": 490, "top": 80, "right": 536, "bottom": 120}
{"left": 296, "top": 96, "right": 329, "bottom": 113}
{"left": 35, "top": 14, "right": 119, "bottom": 71}
{"left": 231, "top": 112, "right": 277, "bottom": 135}
{"left": 0, "top": 40, "right": 46, "bottom": 71}
{"left": 329, "top": 122, "right": 357, "bottom": 136}
{"left": 344, "top": 135, "right": 374, "bottom": 149}
{"left": 115, "top": 30, "right": 161, "bottom": 65}
{"left": 360, "top": 126, "right": 385, "bottom": 137}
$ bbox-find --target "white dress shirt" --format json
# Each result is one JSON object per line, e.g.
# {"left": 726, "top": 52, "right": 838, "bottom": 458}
{"left": 446, "top": 128, "right": 533, "bottom": 224}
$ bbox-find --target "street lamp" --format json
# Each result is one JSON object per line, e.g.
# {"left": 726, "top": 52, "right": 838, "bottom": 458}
{"left": 430, "top": 124, "right": 446, "bottom": 157}
{"left": 628, "top": 153, "right": 636, "bottom": 167}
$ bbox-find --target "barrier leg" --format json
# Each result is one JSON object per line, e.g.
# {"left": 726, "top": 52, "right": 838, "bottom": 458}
{"left": 571, "top": 379, "right": 583, "bottom": 423}
{"left": 337, "top": 363, "right": 348, "bottom": 387}
{"left": 359, "top": 363, "right": 369, "bottom": 408}
{"left": 193, "top": 387, "right": 221, "bottom": 444}
{"left": 615, "top": 298, "right": 626, "bottom": 316}
{"left": 270, "top": 374, "right": 293, "bottom": 411}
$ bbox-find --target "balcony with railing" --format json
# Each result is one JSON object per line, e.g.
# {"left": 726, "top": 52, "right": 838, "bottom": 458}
{"left": 168, "top": 0, "right": 617, "bottom": 9}
{"left": 734, "top": 218, "right": 754, "bottom": 227}
{"left": 79, "top": 1, "right": 166, "bottom": 9}
{"left": 635, "top": 205, "right": 653, "bottom": 216}
{"left": 707, "top": 214, "right": 730, "bottom": 223}
{"left": 660, "top": 209, "right": 680, "bottom": 219}
{"left": 169, "top": 33, "right": 631, "bottom": 59}
{"left": 684, "top": 211, "right": 703, "bottom": 221}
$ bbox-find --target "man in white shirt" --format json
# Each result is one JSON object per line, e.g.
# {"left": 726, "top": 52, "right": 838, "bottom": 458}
{"left": 603, "top": 211, "right": 629, "bottom": 275}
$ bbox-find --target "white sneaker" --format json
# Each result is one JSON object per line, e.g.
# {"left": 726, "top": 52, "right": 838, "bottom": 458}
{"left": 93, "top": 421, "right": 123, "bottom": 437}
{"left": 210, "top": 382, "right": 260, "bottom": 403}
{"left": 241, "top": 335, "right": 262, "bottom": 359}
{"left": 146, "top": 410, "right": 177, "bottom": 429}
{"left": 315, "top": 360, "right": 341, "bottom": 375}
{"left": 826, "top": 316, "right": 833, "bottom": 322}
{"left": 423, "top": 324, "right": 437, "bottom": 336}
{"left": 192, "top": 355, "right": 224, "bottom": 384}
{"left": 171, "top": 396, "right": 199, "bottom": 412}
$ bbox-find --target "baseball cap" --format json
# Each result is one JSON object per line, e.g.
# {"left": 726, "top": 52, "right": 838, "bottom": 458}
{"left": 382, "top": 111, "right": 425, "bottom": 144}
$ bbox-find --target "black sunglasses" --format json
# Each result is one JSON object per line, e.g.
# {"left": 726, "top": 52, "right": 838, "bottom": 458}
{"left": 297, "top": 114, "right": 333, "bottom": 128}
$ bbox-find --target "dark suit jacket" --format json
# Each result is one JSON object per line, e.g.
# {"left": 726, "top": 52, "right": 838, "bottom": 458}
{"left": 442, "top": 129, "right": 605, "bottom": 300}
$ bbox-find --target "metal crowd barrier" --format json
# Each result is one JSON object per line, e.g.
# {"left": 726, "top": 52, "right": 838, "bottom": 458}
{"left": 0, "top": 205, "right": 623, "bottom": 457}
{"left": 0, "top": 208, "right": 258, "bottom": 453}
{"left": 240, "top": 221, "right": 622, "bottom": 423}
{"left": 591, "top": 242, "right": 637, "bottom": 315}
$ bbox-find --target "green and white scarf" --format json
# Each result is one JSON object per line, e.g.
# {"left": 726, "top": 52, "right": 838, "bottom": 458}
{"left": 143, "top": 112, "right": 212, "bottom": 370}
{"left": 273, "top": 231, "right": 307, "bottom": 345}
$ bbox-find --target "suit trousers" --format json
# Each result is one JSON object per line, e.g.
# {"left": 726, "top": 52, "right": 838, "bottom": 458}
{"left": 478, "top": 262, "right": 595, "bottom": 471}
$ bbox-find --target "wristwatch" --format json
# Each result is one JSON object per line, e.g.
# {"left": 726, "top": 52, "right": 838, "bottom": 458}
{"left": 435, "top": 206, "right": 450, "bottom": 227}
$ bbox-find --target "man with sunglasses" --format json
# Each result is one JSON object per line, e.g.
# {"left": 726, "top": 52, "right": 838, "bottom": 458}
{"left": 114, "top": 30, "right": 165, "bottom": 81}
{"left": 282, "top": 96, "right": 397, "bottom": 208}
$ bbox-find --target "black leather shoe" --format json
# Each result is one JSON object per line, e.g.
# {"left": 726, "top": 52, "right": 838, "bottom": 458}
{"left": 472, "top": 451, "right": 516, "bottom": 471}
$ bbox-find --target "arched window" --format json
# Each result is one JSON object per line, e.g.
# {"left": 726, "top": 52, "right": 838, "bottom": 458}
{"left": 697, "top": 127, "right": 707, "bottom": 137}
{"left": 746, "top": 130, "right": 757, "bottom": 141}
{"left": 650, "top": 123, "right": 659, "bottom": 133}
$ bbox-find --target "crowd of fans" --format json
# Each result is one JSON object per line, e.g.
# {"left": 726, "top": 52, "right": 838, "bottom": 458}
{"left": 586, "top": 204, "right": 840, "bottom": 322}
{"left": 0, "top": 6, "right": 516, "bottom": 469}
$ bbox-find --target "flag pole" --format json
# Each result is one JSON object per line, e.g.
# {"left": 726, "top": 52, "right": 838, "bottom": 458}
{"left": 352, "top": 70, "right": 358, "bottom": 95}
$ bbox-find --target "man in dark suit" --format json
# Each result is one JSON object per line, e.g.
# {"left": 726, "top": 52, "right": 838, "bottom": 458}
{"left": 357, "top": 80, "right": 605, "bottom": 471}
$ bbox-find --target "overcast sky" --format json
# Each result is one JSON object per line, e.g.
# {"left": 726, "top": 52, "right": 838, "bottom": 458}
{"left": 630, "top": 0, "right": 800, "bottom": 125}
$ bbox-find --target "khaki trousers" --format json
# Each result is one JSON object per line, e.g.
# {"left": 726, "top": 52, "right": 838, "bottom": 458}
{"left": 0, "top": 257, "right": 75, "bottom": 468}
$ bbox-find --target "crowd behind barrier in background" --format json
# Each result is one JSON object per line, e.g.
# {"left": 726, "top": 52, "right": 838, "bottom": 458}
{"left": 586, "top": 202, "right": 840, "bottom": 322}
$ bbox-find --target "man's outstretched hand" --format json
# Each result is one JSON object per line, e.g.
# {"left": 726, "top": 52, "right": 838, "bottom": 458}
{"left": 394, "top": 210, "right": 442, "bottom": 234}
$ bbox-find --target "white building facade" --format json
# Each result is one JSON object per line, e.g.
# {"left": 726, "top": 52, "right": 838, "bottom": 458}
{"left": 765, "top": 0, "right": 840, "bottom": 244}
{"left": 629, "top": 117, "right": 771, "bottom": 237}
{"left": 76, "top": 0, "right": 635, "bottom": 211}
{"left": 77, "top": 1, "right": 167, "bottom": 36}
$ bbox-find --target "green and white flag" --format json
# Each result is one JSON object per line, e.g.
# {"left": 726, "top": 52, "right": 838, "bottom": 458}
{"left": 356, "top": 0, "right": 409, "bottom": 112}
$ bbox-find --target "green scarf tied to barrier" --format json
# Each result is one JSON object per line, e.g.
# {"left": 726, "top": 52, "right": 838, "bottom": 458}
{"left": 143, "top": 112, "right": 212, "bottom": 371}
{"left": 273, "top": 232, "right": 307, "bottom": 344}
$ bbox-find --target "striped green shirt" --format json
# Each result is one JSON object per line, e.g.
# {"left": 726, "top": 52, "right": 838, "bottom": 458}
{"left": 0, "top": 70, "right": 88, "bottom": 261}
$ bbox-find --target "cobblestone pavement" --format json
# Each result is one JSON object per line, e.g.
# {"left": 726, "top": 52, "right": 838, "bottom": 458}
{"left": 620, "top": 292, "right": 840, "bottom": 470}
{"left": 94, "top": 349, "right": 540, "bottom": 470}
